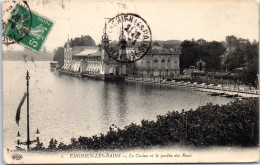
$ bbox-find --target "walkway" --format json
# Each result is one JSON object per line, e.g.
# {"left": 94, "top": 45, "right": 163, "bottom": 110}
{"left": 125, "top": 77, "right": 259, "bottom": 99}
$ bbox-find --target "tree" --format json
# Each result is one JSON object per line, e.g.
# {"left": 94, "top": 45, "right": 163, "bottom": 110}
{"left": 48, "top": 138, "right": 58, "bottom": 150}
{"left": 153, "top": 42, "right": 160, "bottom": 46}
{"left": 53, "top": 47, "right": 64, "bottom": 68}
{"left": 31, "top": 141, "right": 45, "bottom": 151}
{"left": 180, "top": 39, "right": 225, "bottom": 72}
{"left": 68, "top": 35, "right": 96, "bottom": 47}
{"left": 224, "top": 37, "right": 259, "bottom": 86}
{"left": 180, "top": 40, "right": 198, "bottom": 72}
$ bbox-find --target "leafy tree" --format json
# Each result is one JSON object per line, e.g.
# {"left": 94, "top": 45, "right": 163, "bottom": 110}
{"left": 205, "top": 41, "right": 226, "bottom": 70}
{"left": 153, "top": 42, "right": 160, "bottom": 46}
{"left": 180, "top": 39, "right": 226, "bottom": 72}
{"left": 48, "top": 138, "right": 58, "bottom": 150}
{"left": 68, "top": 35, "right": 96, "bottom": 47}
{"left": 53, "top": 47, "right": 64, "bottom": 68}
{"left": 31, "top": 141, "right": 45, "bottom": 151}
{"left": 224, "top": 37, "right": 258, "bottom": 86}
{"left": 58, "top": 142, "right": 67, "bottom": 150}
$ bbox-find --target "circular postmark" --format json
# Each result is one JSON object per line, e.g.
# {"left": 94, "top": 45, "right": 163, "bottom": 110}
{"left": 105, "top": 13, "right": 152, "bottom": 63}
{"left": 2, "top": 1, "right": 32, "bottom": 45}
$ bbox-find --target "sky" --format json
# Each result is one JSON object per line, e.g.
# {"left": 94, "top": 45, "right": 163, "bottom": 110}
{"left": 2, "top": 0, "right": 259, "bottom": 52}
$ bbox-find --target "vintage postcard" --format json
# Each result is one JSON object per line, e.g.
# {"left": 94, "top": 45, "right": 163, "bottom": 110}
{"left": 2, "top": 0, "right": 259, "bottom": 164}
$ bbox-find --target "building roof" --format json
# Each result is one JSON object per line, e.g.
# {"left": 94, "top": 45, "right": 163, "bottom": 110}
{"left": 70, "top": 46, "right": 95, "bottom": 55}
{"left": 126, "top": 46, "right": 181, "bottom": 55}
{"left": 147, "top": 46, "right": 181, "bottom": 55}
{"left": 72, "top": 45, "right": 181, "bottom": 57}
{"left": 73, "top": 46, "right": 101, "bottom": 57}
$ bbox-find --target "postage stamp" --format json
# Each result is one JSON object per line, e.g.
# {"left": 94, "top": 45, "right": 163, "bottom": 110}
{"left": 3, "top": 3, "right": 53, "bottom": 52}
{"left": 105, "top": 13, "right": 152, "bottom": 63}
{"left": 2, "top": 1, "right": 32, "bottom": 45}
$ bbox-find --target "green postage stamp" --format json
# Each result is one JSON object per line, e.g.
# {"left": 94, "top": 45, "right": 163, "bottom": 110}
{"left": 3, "top": 4, "right": 53, "bottom": 52}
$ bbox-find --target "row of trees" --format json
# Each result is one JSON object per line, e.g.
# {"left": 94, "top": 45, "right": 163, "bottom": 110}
{"left": 27, "top": 98, "right": 258, "bottom": 151}
{"left": 224, "top": 36, "right": 258, "bottom": 86}
{"left": 67, "top": 35, "right": 96, "bottom": 47}
{"left": 180, "top": 36, "right": 259, "bottom": 87}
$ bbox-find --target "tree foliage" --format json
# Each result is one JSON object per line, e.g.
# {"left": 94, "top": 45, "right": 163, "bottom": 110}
{"left": 53, "top": 47, "right": 64, "bottom": 68}
{"left": 180, "top": 39, "right": 225, "bottom": 72}
{"left": 224, "top": 36, "right": 259, "bottom": 86}
{"left": 67, "top": 35, "right": 96, "bottom": 47}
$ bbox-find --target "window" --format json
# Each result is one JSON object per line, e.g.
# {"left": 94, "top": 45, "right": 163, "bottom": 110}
{"left": 161, "top": 58, "right": 165, "bottom": 63}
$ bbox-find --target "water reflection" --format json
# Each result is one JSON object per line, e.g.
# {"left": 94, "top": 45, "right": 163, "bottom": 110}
{"left": 3, "top": 61, "right": 233, "bottom": 150}
{"left": 115, "top": 82, "right": 128, "bottom": 126}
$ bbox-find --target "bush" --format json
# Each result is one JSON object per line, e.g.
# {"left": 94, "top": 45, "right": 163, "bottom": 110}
{"left": 30, "top": 98, "right": 259, "bottom": 151}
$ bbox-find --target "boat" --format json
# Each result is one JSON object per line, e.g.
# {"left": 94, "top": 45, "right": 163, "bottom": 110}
{"left": 207, "top": 92, "right": 219, "bottom": 96}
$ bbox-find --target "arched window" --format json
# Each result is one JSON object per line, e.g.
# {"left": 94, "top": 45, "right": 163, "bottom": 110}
{"left": 161, "top": 58, "right": 165, "bottom": 63}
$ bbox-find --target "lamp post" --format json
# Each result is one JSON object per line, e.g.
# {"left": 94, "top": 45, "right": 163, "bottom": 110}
{"left": 16, "top": 71, "right": 40, "bottom": 150}
{"left": 238, "top": 78, "right": 240, "bottom": 92}
{"left": 159, "top": 69, "right": 161, "bottom": 83}
{"left": 16, "top": 128, "right": 40, "bottom": 148}
{"left": 227, "top": 77, "right": 229, "bottom": 89}
{"left": 35, "top": 128, "right": 40, "bottom": 143}
{"left": 16, "top": 131, "right": 21, "bottom": 145}
{"left": 221, "top": 75, "right": 223, "bottom": 90}
{"left": 207, "top": 75, "right": 209, "bottom": 89}
{"left": 26, "top": 71, "right": 30, "bottom": 150}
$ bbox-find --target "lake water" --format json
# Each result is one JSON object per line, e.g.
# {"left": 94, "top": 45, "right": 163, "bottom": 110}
{"left": 3, "top": 61, "right": 233, "bottom": 150}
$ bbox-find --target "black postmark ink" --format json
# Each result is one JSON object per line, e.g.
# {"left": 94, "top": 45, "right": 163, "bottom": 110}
{"left": 104, "top": 13, "right": 152, "bottom": 63}
{"left": 2, "top": 1, "right": 32, "bottom": 45}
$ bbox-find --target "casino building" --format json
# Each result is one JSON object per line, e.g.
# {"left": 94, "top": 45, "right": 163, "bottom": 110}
{"left": 61, "top": 25, "right": 180, "bottom": 80}
{"left": 61, "top": 25, "right": 127, "bottom": 80}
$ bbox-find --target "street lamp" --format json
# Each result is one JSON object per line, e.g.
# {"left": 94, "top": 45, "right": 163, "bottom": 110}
{"left": 16, "top": 131, "right": 26, "bottom": 145}
{"left": 16, "top": 131, "right": 21, "bottom": 144}
{"left": 206, "top": 75, "right": 209, "bottom": 89}
{"left": 35, "top": 128, "right": 40, "bottom": 143}
{"left": 159, "top": 69, "right": 161, "bottom": 83}
{"left": 221, "top": 75, "right": 223, "bottom": 90}
{"left": 25, "top": 71, "right": 30, "bottom": 150}
{"left": 16, "top": 131, "right": 21, "bottom": 139}
{"left": 16, "top": 129, "right": 40, "bottom": 148}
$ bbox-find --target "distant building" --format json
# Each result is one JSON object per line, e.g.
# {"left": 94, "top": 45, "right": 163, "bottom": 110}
{"left": 62, "top": 23, "right": 127, "bottom": 79}
{"left": 61, "top": 24, "right": 180, "bottom": 79}
{"left": 196, "top": 59, "right": 206, "bottom": 72}
{"left": 183, "top": 66, "right": 195, "bottom": 76}
{"left": 131, "top": 46, "right": 181, "bottom": 78}
{"left": 220, "top": 36, "right": 240, "bottom": 67}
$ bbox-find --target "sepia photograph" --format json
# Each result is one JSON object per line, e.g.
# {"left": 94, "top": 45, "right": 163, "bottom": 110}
{"left": 1, "top": 0, "right": 259, "bottom": 163}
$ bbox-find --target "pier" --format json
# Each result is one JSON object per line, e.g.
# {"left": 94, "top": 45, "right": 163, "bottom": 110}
{"left": 125, "top": 77, "right": 259, "bottom": 99}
